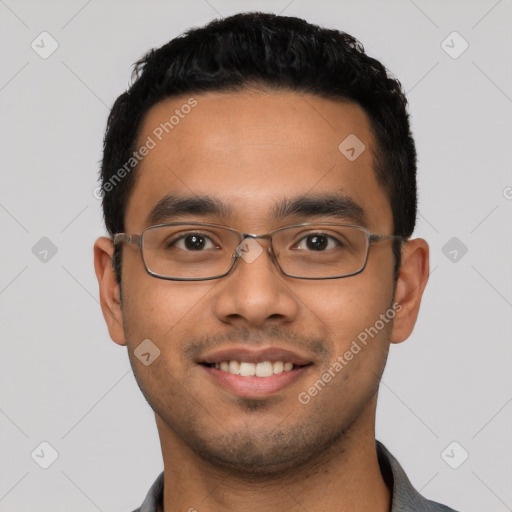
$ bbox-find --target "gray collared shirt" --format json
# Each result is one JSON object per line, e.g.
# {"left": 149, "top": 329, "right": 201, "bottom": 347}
{"left": 132, "top": 441, "right": 460, "bottom": 512}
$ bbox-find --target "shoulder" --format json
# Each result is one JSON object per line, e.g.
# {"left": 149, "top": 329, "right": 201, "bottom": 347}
{"left": 129, "top": 471, "right": 165, "bottom": 512}
{"left": 376, "top": 441, "right": 461, "bottom": 512}
{"left": 422, "top": 498, "right": 460, "bottom": 511}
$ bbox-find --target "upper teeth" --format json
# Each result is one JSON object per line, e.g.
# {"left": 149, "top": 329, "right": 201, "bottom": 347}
{"left": 213, "top": 360, "right": 294, "bottom": 377}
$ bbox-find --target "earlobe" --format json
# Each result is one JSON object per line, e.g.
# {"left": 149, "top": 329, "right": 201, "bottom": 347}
{"left": 390, "top": 238, "right": 429, "bottom": 344}
{"left": 93, "top": 237, "right": 127, "bottom": 346}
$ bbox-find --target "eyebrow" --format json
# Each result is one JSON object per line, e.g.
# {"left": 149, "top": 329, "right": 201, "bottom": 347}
{"left": 144, "top": 192, "right": 368, "bottom": 227}
{"left": 145, "top": 195, "right": 232, "bottom": 226}
{"left": 272, "top": 193, "right": 368, "bottom": 227}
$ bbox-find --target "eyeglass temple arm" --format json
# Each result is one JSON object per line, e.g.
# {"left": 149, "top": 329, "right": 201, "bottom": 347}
{"left": 369, "top": 234, "right": 406, "bottom": 243}
{"left": 113, "top": 233, "right": 142, "bottom": 246}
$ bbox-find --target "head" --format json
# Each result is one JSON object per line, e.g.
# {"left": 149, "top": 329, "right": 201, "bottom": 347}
{"left": 94, "top": 12, "right": 428, "bottom": 477}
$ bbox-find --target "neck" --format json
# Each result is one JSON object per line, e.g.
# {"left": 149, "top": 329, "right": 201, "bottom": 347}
{"left": 155, "top": 404, "right": 391, "bottom": 512}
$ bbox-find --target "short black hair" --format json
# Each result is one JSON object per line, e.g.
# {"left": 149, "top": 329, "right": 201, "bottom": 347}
{"left": 100, "top": 12, "right": 417, "bottom": 283}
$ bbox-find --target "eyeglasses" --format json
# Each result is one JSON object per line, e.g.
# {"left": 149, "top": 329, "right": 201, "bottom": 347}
{"left": 113, "top": 222, "right": 404, "bottom": 281}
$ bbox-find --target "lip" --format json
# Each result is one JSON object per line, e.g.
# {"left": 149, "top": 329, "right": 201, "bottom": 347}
{"left": 197, "top": 346, "right": 314, "bottom": 398}
{"left": 200, "top": 364, "right": 312, "bottom": 398}
{"left": 197, "top": 347, "right": 313, "bottom": 366}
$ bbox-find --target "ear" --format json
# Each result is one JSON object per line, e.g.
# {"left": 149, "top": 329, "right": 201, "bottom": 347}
{"left": 390, "top": 238, "right": 429, "bottom": 344}
{"left": 94, "top": 237, "right": 126, "bottom": 346}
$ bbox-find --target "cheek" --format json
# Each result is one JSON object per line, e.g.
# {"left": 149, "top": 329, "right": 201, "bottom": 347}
{"left": 120, "top": 277, "right": 212, "bottom": 411}
{"left": 121, "top": 264, "right": 215, "bottom": 350}
{"left": 293, "top": 262, "right": 395, "bottom": 397}
{"left": 297, "top": 278, "right": 394, "bottom": 410}
{"left": 293, "top": 268, "right": 394, "bottom": 343}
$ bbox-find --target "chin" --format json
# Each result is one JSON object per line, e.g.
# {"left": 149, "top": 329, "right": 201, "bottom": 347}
{"left": 186, "top": 420, "right": 348, "bottom": 480}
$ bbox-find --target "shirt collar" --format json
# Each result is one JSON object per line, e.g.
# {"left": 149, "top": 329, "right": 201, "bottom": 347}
{"left": 376, "top": 440, "right": 433, "bottom": 511}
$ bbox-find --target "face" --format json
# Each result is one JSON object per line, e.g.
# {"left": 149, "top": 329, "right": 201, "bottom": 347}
{"left": 95, "top": 89, "right": 428, "bottom": 477}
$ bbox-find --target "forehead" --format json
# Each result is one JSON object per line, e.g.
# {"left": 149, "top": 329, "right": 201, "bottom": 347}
{"left": 124, "top": 90, "right": 392, "bottom": 232}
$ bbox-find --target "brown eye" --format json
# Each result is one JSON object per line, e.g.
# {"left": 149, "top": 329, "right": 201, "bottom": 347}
{"left": 306, "top": 235, "right": 328, "bottom": 251}
{"left": 294, "top": 233, "right": 340, "bottom": 251}
{"left": 169, "top": 233, "right": 218, "bottom": 251}
{"left": 184, "top": 234, "right": 207, "bottom": 250}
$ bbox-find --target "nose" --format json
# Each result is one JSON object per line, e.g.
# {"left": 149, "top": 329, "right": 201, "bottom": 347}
{"left": 212, "top": 238, "right": 300, "bottom": 328}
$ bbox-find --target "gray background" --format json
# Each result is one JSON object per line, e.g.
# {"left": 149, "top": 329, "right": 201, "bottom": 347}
{"left": 1, "top": 0, "right": 511, "bottom": 510}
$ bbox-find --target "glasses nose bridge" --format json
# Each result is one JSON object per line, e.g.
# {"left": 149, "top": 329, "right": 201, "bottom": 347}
{"left": 233, "top": 232, "right": 277, "bottom": 264}
{"left": 240, "top": 232, "right": 274, "bottom": 251}
{"left": 243, "top": 231, "right": 272, "bottom": 241}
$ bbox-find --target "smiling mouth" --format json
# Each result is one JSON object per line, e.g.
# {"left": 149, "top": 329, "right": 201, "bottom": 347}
{"left": 200, "top": 360, "right": 312, "bottom": 378}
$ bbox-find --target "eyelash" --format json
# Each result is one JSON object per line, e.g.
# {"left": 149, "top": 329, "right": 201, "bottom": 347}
{"left": 168, "top": 232, "right": 342, "bottom": 251}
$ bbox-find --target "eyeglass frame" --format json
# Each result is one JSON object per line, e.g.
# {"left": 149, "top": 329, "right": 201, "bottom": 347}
{"left": 113, "top": 221, "right": 406, "bottom": 281}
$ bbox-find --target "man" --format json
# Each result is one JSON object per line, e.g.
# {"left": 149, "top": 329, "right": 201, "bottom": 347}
{"left": 94, "top": 12, "right": 459, "bottom": 512}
